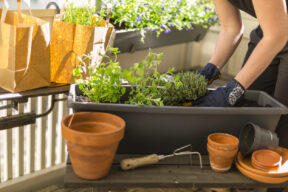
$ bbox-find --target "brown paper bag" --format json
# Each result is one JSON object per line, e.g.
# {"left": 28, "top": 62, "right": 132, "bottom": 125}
{"left": 0, "top": 0, "right": 50, "bottom": 92}
{"left": 50, "top": 10, "right": 114, "bottom": 84}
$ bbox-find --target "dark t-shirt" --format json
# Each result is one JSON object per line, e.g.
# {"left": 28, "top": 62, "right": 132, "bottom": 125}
{"left": 228, "top": 0, "right": 288, "bottom": 18}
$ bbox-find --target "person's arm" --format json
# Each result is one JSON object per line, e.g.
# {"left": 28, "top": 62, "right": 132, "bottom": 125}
{"left": 235, "top": 0, "right": 288, "bottom": 89}
{"left": 209, "top": 0, "right": 244, "bottom": 69}
{"left": 195, "top": 0, "right": 288, "bottom": 107}
{"left": 198, "top": 0, "right": 243, "bottom": 84}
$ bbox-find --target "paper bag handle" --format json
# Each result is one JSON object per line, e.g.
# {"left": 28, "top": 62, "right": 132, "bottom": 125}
{"left": 0, "top": 0, "right": 9, "bottom": 23}
{"left": 17, "top": 0, "right": 24, "bottom": 23}
{"left": 18, "top": 0, "right": 34, "bottom": 24}
{"left": 0, "top": 0, "right": 29, "bottom": 24}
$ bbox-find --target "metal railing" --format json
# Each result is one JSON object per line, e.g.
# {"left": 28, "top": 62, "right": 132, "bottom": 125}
{"left": 0, "top": 94, "right": 68, "bottom": 183}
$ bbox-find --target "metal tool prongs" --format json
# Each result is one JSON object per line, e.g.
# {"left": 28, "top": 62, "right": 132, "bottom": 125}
{"left": 120, "top": 144, "right": 203, "bottom": 170}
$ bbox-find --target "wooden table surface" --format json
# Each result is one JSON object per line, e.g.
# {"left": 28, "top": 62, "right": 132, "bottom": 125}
{"left": 64, "top": 154, "right": 288, "bottom": 190}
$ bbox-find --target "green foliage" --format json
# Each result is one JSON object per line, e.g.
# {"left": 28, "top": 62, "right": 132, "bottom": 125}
{"left": 73, "top": 49, "right": 207, "bottom": 106}
{"left": 123, "top": 50, "right": 173, "bottom": 106}
{"left": 103, "top": 0, "right": 218, "bottom": 41}
{"left": 162, "top": 71, "right": 208, "bottom": 106}
{"left": 73, "top": 48, "right": 125, "bottom": 103}
{"left": 62, "top": 2, "right": 104, "bottom": 26}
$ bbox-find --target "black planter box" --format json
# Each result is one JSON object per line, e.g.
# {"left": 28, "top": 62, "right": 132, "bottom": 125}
{"left": 113, "top": 26, "right": 208, "bottom": 53}
{"left": 68, "top": 84, "right": 288, "bottom": 154}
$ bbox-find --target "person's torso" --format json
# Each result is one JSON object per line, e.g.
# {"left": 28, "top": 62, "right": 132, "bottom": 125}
{"left": 228, "top": 0, "right": 288, "bottom": 18}
{"left": 228, "top": 0, "right": 288, "bottom": 45}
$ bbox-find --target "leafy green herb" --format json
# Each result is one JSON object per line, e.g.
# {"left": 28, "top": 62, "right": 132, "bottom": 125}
{"left": 73, "top": 48, "right": 125, "bottom": 103}
{"left": 73, "top": 49, "right": 207, "bottom": 106}
{"left": 123, "top": 50, "right": 174, "bottom": 106}
{"left": 162, "top": 71, "right": 208, "bottom": 106}
{"left": 103, "top": 0, "right": 218, "bottom": 41}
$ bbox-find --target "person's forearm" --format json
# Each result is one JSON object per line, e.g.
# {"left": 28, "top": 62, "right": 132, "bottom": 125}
{"left": 209, "top": 27, "right": 244, "bottom": 69}
{"left": 235, "top": 37, "right": 287, "bottom": 89}
{"left": 236, "top": 0, "right": 288, "bottom": 89}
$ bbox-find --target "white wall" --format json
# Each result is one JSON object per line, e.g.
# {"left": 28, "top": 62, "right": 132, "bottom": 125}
{"left": 117, "top": 44, "right": 187, "bottom": 73}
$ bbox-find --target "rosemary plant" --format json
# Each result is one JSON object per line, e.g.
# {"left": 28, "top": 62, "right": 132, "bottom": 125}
{"left": 162, "top": 71, "right": 208, "bottom": 106}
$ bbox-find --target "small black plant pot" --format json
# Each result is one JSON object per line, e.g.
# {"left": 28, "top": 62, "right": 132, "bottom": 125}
{"left": 68, "top": 84, "right": 288, "bottom": 154}
{"left": 239, "top": 122, "right": 279, "bottom": 155}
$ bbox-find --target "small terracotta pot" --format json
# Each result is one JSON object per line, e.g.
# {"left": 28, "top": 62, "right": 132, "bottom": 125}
{"left": 208, "top": 133, "right": 239, "bottom": 150}
{"left": 207, "top": 133, "right": 239, "bottom": 173}
{"left": 62, "top": 112, "right": 125, "bottom": 180}
{"left": 207, "top": 144, "right": 238, "bottom": 172}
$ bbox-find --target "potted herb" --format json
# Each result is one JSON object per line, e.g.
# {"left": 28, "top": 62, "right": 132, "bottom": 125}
{"left": 101, "top": 0, "right": 218, "bottom": 52}
{"left": 69, "top": 49, "right": 288, "bottom": 155}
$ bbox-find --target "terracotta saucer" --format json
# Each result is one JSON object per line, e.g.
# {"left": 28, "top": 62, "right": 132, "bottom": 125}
{"left": 237, "top": 147, "right": 288, "bottom": 177}
{"left": 251, "top": 158, "right": 279, "bottom": 172}
{"left": 236, "top": 159, "right": 288, "bottom": 184}
{"left": 252, "top": 149, "right": 282, "bottom": 168}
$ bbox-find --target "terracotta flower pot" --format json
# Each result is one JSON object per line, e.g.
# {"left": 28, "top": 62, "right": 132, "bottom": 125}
{"left": 208, "top": 133, "right": 239, "bottom": 150}
{"left": 207, "top": 133, "right": 239, "bottom": 173}
{"left": 62, "top": 112, "right": 125, "bottom": 180}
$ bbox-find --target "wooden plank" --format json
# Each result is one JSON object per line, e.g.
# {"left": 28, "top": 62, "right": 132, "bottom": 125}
{"left": 50, "top": 95, "right": 58, "bottom": 166}
{"left": 64, "top": 154, "right": 288, "bottom": 189}
{"left": 40, "top": 96, "right": 48, "bottom": 170}
{"left": 0, "top": 85, "right": 69, "bottom": 101}
{"left": 16, "top": 103, "right": 25, "bottom": 176}
{"left": 5, "top": 101, "right": 13, "bottom": 180}
{"left": 29, "top": 97, "right": 36, "bottom": 173}
{"left": 0, "top": 163, "right": 65, "bottom": 192}
{"left": 61, "top": 94, "right": 68, "bottom": 163}
{"left": 64, "top": 163, "right": 288, "bottom": 188}
{"left": 0, "top": 101, "right": 3, "bottom": 181}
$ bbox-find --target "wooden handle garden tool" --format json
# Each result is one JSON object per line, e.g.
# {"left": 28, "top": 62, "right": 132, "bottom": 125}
{"left": 121, "top": 154, "right": 159, "bottom": 170}
{"left": 120, "top": 144, "right": 203, "bottom": 170}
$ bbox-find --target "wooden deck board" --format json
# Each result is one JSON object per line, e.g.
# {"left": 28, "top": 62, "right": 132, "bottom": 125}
{"left": 65, "top": 155, "right": 288, "bottom": 189}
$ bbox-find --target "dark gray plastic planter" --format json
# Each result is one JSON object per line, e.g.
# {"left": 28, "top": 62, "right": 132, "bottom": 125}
{"left": 68, "top": 84, "right": 288, "bottom": 154}
{"left": 113, "top": 26, "right": 208, "bottom": 53}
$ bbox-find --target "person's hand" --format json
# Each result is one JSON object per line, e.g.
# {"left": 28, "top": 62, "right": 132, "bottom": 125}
{"left": 198, "top": 63, "right": 221, "bottom": 85}
{"left": 194, "top": 79, "right": 245, "bottom": 107}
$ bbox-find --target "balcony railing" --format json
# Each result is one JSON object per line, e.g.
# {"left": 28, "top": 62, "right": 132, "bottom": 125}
{"left": 0, "top": 94, "right": 68, "bottom": 190}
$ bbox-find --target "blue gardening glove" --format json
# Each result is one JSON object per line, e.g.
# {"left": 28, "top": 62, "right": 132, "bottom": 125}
{"left": 194, "top": 79, "right": 245, "bottom": 107}
{"left": 198, "top": 63, "right": 221, "bottom": 85}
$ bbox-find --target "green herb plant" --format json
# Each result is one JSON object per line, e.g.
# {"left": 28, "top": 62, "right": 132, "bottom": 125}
{"left": 103, "top": 0, "right": 218, "bottom": 41}
{"left": 73, "top": 48, "right": 207, "bottom": 106}
{"left": 123, "top": 50, "right": 179, "bottom": 106}
{"left": 73, "top": 48, "right": 126, "bottom": 103}
{"left": 73, "top": 48, "right": 183, "bottom": 106}
{"left": 162, "top": 71, "right": 208, "bottom": 106}
{"left": 62, "top": 2, "right": 104, "bottom": 26}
